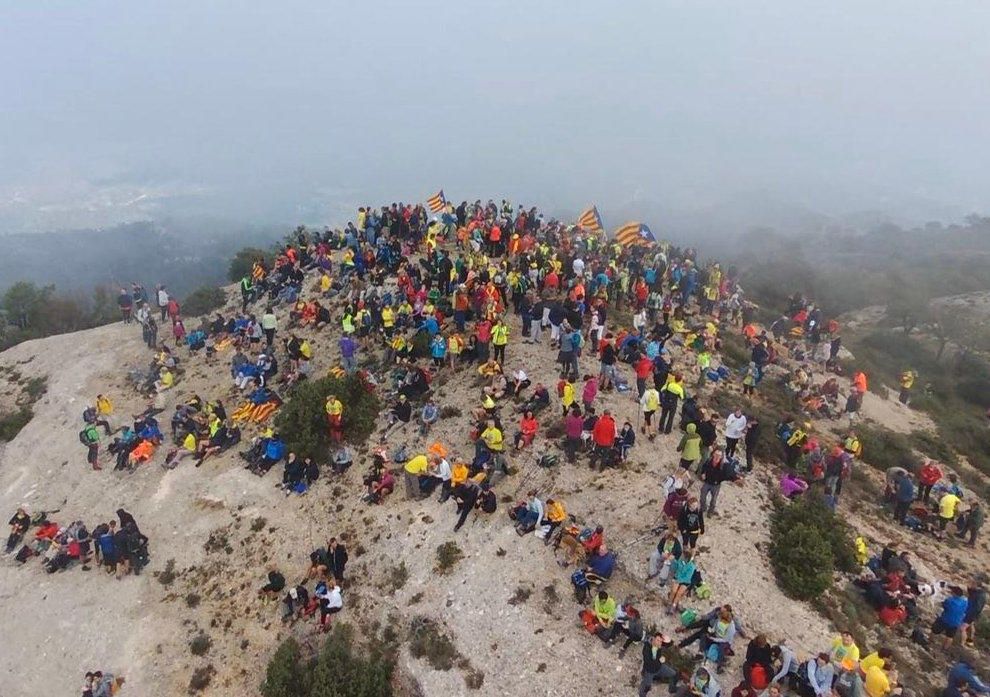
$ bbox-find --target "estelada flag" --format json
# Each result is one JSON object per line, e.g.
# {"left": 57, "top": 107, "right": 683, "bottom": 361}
{"left": 426, "top": 190, "right": 446, "bottom": 213}
{"left": 576, "top": 206, "right": 604, "bottom": 234}
{"left": 614, "top": 221, "right": 657, "bottom": 247}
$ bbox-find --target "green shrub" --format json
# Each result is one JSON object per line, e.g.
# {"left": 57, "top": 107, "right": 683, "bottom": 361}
{"left": 260, "top": 637, "right": 305, "bottom": 697}
{"left": 182, "top": 286, "right": 226, "bottom": 318}
{"left": 906, "top": 430, "right": 957, "bottom": 467}
{"left": 770, "top": 522, "right": 834, "bottom": 600}
{"left": 775, "top": 494, "right": 857, "bottom": 572}
{"left": 955, "top": 374, "right": 990, "bottom": 408}
{"left": 854, "top": 424, "right": 916, "bottom": 473}
{"left": 409, "top": 330, "right": 431, "bottom": 360}
{"left": 274, "top": 374, "right": 380, "bottom": 460}
{"left": 189, "top": 633, "right": 212, "bottom": 656}
{"left": 435, "top": 541, "right": 464, "bottom": 574}
{"left": 720, "top": 333, "right": 750, "bottom": 370}
{"left": 261, "top": 625, "right": 393, "bottom": 697}
{"left": 155, "top": 558, "right": 178, "bottom": 586}
{"left": 0, "top": 408, "right": 33, "bottom": 441}
{"left": 707, "top": 385, "right": 786, "bottom": 465}
{"left": 23, "top": 376, "right": 47, "bottom": 400}
{"left": 189, "top": 664, "right": 215, "bottom": 692}
{"left": 408, "top": 617, "right": 459, "bottom": 671}
{"left": 858, "top": 331, "right": 943, "bottom": 378}
{"left": 229, "top": 247, "right": 274, "bottom": 283}
{"left": 769, "top": 494, "right": 856, "bottom": 599}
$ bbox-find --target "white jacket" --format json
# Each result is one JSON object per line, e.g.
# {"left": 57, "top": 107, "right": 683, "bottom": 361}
{"left": 724, "top": 413, "right": 748, "bottom": 440}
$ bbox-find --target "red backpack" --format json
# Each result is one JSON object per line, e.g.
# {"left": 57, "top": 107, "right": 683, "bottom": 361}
{"left": 750, "top": 665, "right": 769, "bottom": 690}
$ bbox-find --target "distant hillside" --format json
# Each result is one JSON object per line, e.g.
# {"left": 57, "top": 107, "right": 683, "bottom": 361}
{"left": 728, "top": 214, "right": 990, "bottom": 316}
{"left": 0, "top": 218, "right": 283, "bottom": 298}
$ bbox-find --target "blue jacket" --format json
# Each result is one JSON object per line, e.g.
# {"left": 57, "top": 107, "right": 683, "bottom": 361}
{"left": 265, "top": 439, "right": 286, "bottom": 462}
{"left": 895, "top": 476, "right": 915, "bottom": 502}
{"left": 941, "top": 596, "right": 969, "bottom": 628}
{"left": 98, "top": 532, "right": 115, "bottom": 555}
{"left": 949, "top": 662, "right": 989, "bottom": 695}
{"left": 586, "top": 552, "right": 616, "bottom": 579}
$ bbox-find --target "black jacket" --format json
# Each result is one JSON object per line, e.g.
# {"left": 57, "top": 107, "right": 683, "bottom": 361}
{"left": 697, "top": 420, "right": 717, "bottom": 447}
{"left": 700, "top": 458, "right": 728, "bottom": 486}
{"left": 744, "top": 422, "right": 761, "bottom": 447}
{"left": 641, "top": 642, "right": 668, "bottom": 674}
{"left": 746, "top": 640, "right": 772, "bottom": 668}
{"left": 330, "top": 545, "right": 348, "bottom": 577}
{"left": 678, "top": 508, "right": 705, "bottom": 535}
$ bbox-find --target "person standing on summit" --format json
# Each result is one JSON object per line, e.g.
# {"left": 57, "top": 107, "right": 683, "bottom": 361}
{"left": 724, "top": 408, "right": 747, "bottom": 459}
{"left": 117, "top": 288, "right": 133, "bottom": 324}
{"left": 156, "top": 285, "right": 170, "bottom": 322}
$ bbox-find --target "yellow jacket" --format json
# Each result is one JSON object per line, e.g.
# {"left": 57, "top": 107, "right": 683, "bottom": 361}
{"left": 562, "top": 382, "right": 576, "bottom": 407}
{"left": 492, "top": 324, "right": 509, "bottom": 346}
{"left": 381, "top": 307, "right": 395, "bottom": 328}
{"left": 546, "top": 500, "right": 566, "bottom": 523}
{"left": 481, "top": 426, "right": 504, "bottom": 452}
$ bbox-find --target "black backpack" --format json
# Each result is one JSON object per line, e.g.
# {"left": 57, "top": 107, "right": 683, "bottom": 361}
{"left": 480, "top": 491, "right": 497, "bottom": 514}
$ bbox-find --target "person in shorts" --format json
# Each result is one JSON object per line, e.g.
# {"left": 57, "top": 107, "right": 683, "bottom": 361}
{"left": 932, "top": 586, "right": 969, "bottom": 649}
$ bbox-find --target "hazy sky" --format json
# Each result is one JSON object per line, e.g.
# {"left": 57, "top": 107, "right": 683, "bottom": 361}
{"left": 2, "top": 1, "right": 989, "bottom": 233}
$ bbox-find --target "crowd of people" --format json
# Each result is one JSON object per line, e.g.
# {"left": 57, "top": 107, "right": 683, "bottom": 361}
{"left": 6, "top": 506, "right": 149, "bottom": 578}
{"left": 258, "top": 537, "right": 349, "bottom": 632}
{"left": 47, "top": 196, "right": 988, "bottom": 696}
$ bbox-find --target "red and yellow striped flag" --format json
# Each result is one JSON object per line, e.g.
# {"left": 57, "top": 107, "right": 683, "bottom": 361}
{"left": 613, "top": 221, "right": 657, "bottom": 247}
{"left": 576, "top": 206, "right": 604, "bottom": 234}
{"left": 426, "top": 189, "right": 446, "bottom": 213}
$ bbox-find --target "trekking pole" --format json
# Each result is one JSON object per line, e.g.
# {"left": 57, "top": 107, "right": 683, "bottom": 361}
{"left": 622, "top": 515, "right": 666, "bottom": 549}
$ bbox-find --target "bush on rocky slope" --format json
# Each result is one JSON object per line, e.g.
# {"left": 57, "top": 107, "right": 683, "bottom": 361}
{"left": 228, "top": 247, "right": 275, "bottom": 283}
{"left": 261, "top": 626, "right": 393, "bottom": 697}
{"left": 274, "top": 373, "right": 380, "bottom": 459}
{"left": 181, "top": 285, "right": 226, "bottom": 318}
{"left": 769, "top": 494, "right": 856, "bottom": 600}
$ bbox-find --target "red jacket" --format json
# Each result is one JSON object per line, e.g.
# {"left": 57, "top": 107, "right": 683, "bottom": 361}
{"left": 878, "top": 604, "right": 907, "bottom": 626}
{"left": 635, "top": 356, "right": 653, "bottom": 379}
{"left": 592, "top": 415, "right": 616, "bottom": 447}
{"left": 919, "top": 463, "right": 942, "bottom": 486}
{"left": 34, "top": 522, "right": 59, "bottom": 540}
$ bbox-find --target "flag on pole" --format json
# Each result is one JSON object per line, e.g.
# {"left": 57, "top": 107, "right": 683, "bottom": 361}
{"left": 576, "top": 206, "right": 605, "bottom": 234}
{"left": 426, "top": 189, "right": 447, "bottom": 213}
{"left": 613, "top": 221, "right": 657, "bottom": 247}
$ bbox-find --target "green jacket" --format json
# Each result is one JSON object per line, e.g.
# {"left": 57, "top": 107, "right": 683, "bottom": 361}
{"left": 677, "top": 423, "right": 702, "bottom": 461}
{"left": 969, "top": 506, "right": 985, "bottom": 530}
{"left": 593, "top": 595, "right": 617, "bottom": 625}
